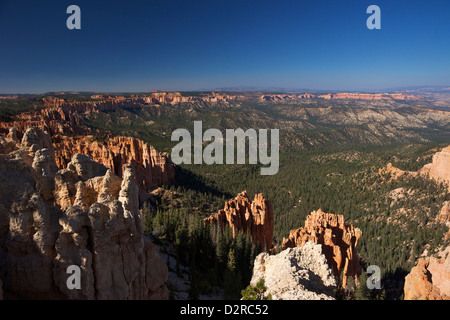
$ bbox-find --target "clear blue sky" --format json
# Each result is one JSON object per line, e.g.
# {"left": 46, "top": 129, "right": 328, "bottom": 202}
{"left": 0, "top": 0, "right": 449, "bottom": 93}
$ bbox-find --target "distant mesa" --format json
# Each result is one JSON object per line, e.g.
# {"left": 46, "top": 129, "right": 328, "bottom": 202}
{"left": 259, "top": 92, "right": 422, "bottom": 102}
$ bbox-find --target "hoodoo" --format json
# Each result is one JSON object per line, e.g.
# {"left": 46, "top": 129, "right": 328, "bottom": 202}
{"left": 282, "top": 209, "right": 362, "bottom": 288}
{"left": 204, "top": 191, "right": 274, "bottom": 250}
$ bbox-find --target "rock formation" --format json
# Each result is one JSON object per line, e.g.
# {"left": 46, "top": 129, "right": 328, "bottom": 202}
{"left": 281, "top": 209, "right": 362, "bottom": 288}
{"left": 204, "top": 191, "right": 274, "bottom": 250}
{"left": 250, "top": 242, "right": 337, "bottom": 300}
{"left": 52, "top": 135, "right": 175, "bottom": 203}
{"left": 379, "top": 145, "right": 450, "bottom": 191}
{"left": 404, "top": 246, "right": 450, "bottom": 300}
{"left": 0, "top": 97, "right": 176, "bottom": 205}
{"left": 0, "top": 127, "right": 168, "bottom": 299}
{"left": 437, "top": 201, "right": 450, "bottom": 240}
{"left": 419, "top": 145, "right": 450, "bottom": 190}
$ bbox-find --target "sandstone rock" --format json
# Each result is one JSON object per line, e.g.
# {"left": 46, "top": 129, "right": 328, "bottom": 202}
{"left": 437, "top": 201, "right": 450, "bottom": 240}
{"left": 67, "top": 153, "right": 108, "bottom": 181}
{"left": 21, "top": 127, "right": 54, "bottom": 151}
{"left": 380, "top": 145, "right": 450, "bottom": 191}
{"left": 204, "top": 191, "right": 274, "bottom": 250}
{"left": 404, "top": 246, "right": 450, "bottom": 300}
{"left": 0, "top": 99, "right": 176, "bottom": 205}
{"left": 53, "top": 135, "right": 175, "bottom": 203}
{"left": 0, "top": 127, "right": 168, "bottom": 300}
{"left": 6, "top": 128, "right": 18, "bottom": 143}
{"left": 250, "top": 242, "right": 336, "bottom": 300}
{"left": 419, "top": 145, "right": 450, "bottom": 190}
{"left": 281, "top": 209, "right": 362, "bottom": 288}
{"left": 378, "top": 162, "right": 417, "bottom": 179}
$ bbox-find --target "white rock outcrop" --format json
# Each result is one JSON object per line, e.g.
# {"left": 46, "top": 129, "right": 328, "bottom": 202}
{"left": 250, "top": 242, "right": 337, "bottom": 300}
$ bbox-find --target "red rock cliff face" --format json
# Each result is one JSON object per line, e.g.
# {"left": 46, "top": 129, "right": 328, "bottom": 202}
{"left": 404, "top": 246, "right": 450, "bottom": 300}
{"left": 53, "top": 135, "right": 175, "bottom": 202}
{"left": 281, "top": 209, "right": 362, "bottom": 288}
{"left": 204, "top": 191, "right": 274, "bottom": 250}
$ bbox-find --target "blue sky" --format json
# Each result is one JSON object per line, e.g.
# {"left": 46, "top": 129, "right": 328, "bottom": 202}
{"left": 0, "top": 0, "right": 449, "bottom": 93}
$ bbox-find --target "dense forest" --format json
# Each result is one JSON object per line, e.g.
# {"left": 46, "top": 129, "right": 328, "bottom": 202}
{"left": 143, "top": 144, "right": 449, "bottom": 299}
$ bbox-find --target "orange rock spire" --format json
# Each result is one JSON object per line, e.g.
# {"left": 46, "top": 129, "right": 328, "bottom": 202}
{"left": 281, "top": 209, "right": 362, "bottom": 288}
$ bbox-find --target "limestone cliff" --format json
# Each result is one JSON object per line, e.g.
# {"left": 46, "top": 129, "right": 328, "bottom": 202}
{"left": 204, "top": 191, "right": 274, "bottom": 250}
{"left": 250, "top": 242, "right": 337, "bottom": 300}
{"left": 281, "top": 209, "right": 362, "bottom": 288}
{"left": 0, "top": 127, "right": 168, "bottom": 299}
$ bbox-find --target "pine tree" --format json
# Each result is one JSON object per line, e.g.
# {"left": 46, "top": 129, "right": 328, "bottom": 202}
{"left": 241, "top": 278, "right": 272, "bottom": 300}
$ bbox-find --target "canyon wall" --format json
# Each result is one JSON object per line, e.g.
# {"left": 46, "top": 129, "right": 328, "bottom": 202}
{"left": 281, "top": 209, "right": 362, "bottom": 288}
{"left": 204, "top": 191, "right": 274, "bottom": 250}
{"left": 0, "top": 127, "right": 168, "bottom": 299}
{"left": 52, "top": 135, "right": 175, "bottom": 203}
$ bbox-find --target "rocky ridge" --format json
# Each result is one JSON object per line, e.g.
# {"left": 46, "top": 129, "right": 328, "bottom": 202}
{"left": 0, "top": 127, "right": 168, "bottom": 299}
{"left": 250, "top": 242, "right": 337, "bottom": 300}
{"left": 419, "top": 145, "right": 450, "bottom": 190}
{"left": 204, "top": 191, "right": 274, "bottom": 250}
{"left": 402, "top": 145, "right": 450, "bottom": 300}
{"left": 260, "top": 92, "right": 421, "bottom": 102}
{"left": 379, "top": 145, "right": 450, "bottom": 191}
{"left": 281, "top": 209, "right": 362, "bottom": 288}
